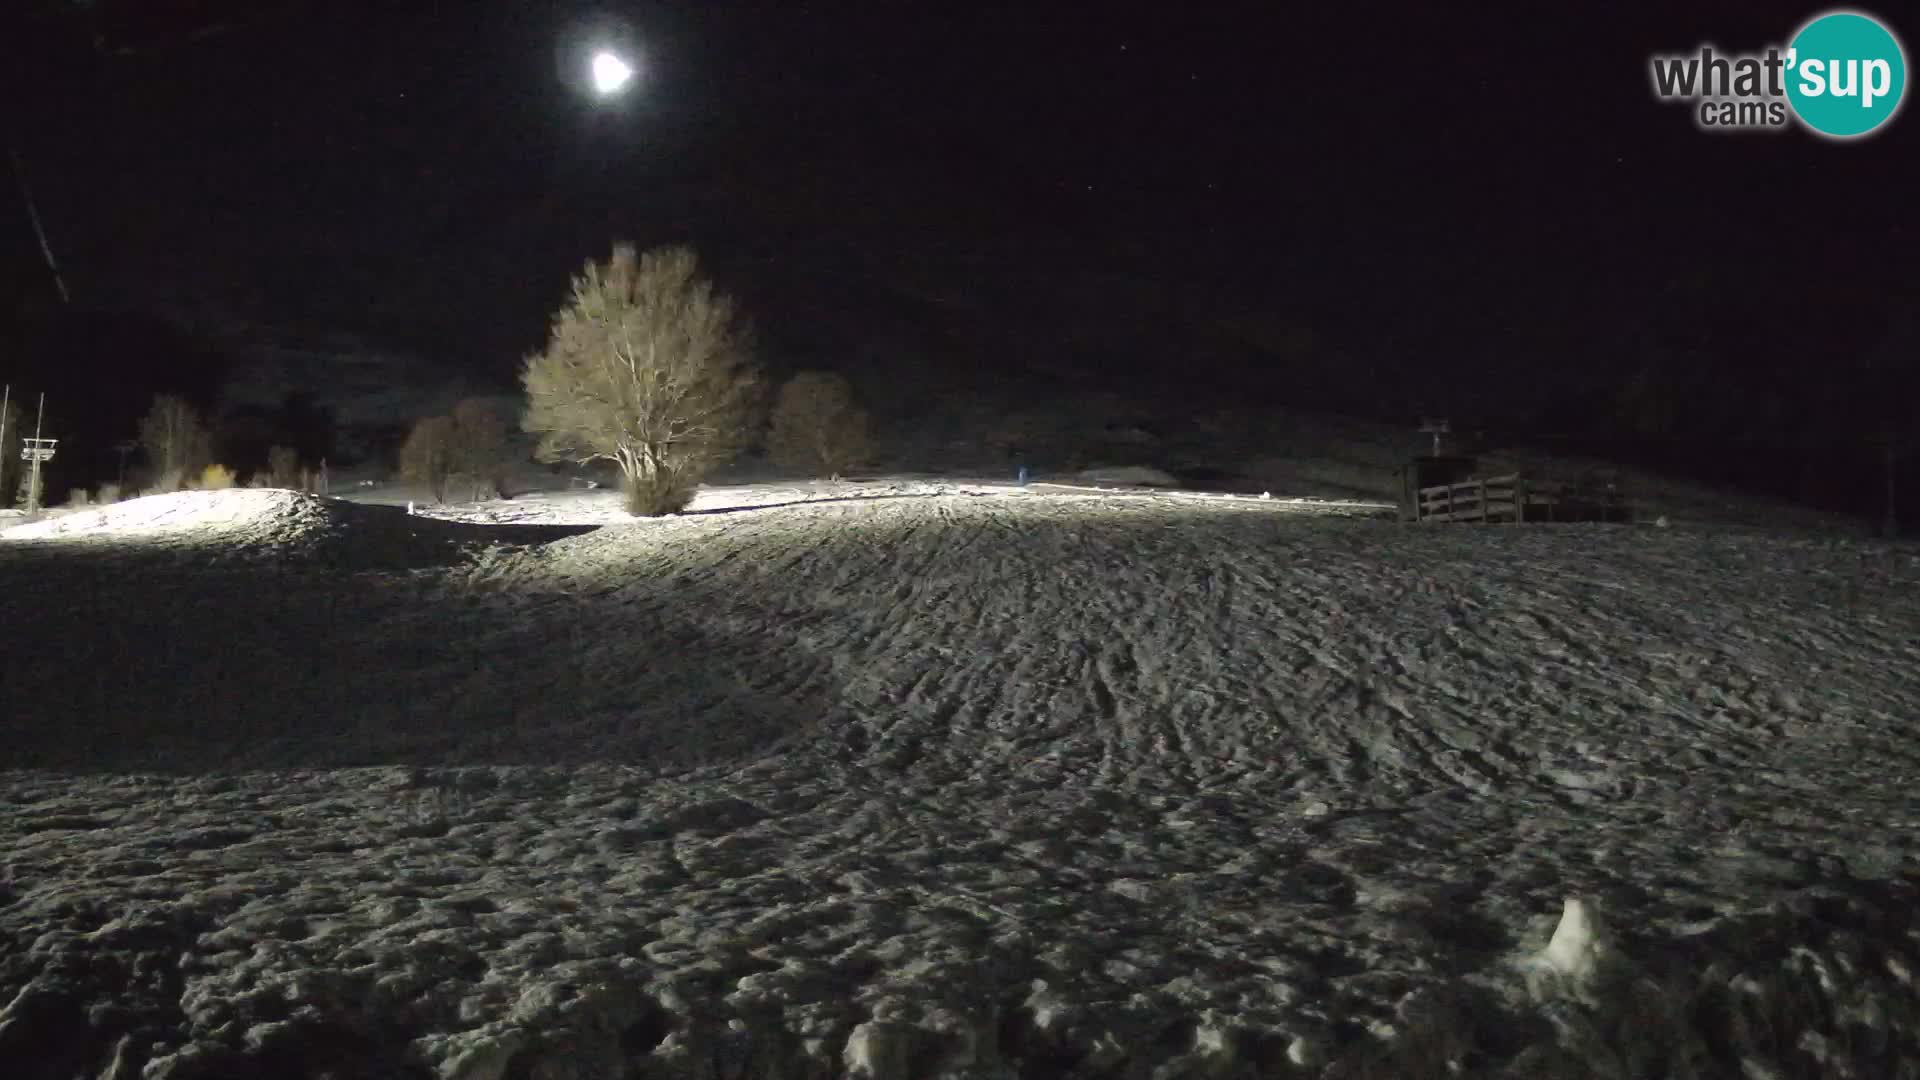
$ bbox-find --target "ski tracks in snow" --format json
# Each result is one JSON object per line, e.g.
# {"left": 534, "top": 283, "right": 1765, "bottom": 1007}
{"left": 499, "top": 495, "right": 1920, "bottom": 887}
{"left": 6, "top": 489, "right": 1920, "bottom": 1076}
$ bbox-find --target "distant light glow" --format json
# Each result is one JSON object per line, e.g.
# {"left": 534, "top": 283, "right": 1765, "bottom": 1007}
{"left": 591, "top": 50, "right": 634, "bottom": 96}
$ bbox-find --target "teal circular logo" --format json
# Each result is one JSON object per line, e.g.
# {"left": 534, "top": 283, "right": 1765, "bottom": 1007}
{"left": 1787, "top": 11, "right": 1907, "bottom": 138}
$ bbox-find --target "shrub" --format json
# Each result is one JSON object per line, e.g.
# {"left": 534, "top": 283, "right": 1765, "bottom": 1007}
{"left": 768, "top": 371, "right": 871, "bottom": 479}
{"left": 522, "top": 244, "right": 759, "bottom": 516}
{"left": 66, "top": 488, "right": 91, "bottom": 508}
{"left": 395, "top": 403, "right": 511, "bottom": 503}
{"left": 96, "top": 483, "right": 122, "bottom": 504}
{"left": 450, "top": 398, "right": 510, "bottom": 500}
{"left": 399, "top": 415, "right": 456, "bottom": 503}
{"left": 199, "top": 464, "right": 237, "bottom": 489}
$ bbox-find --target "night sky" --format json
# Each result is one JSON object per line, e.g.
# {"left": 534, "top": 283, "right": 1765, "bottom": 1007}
{"left": 2, "top": 1, "right": 1915, "bottom": 495}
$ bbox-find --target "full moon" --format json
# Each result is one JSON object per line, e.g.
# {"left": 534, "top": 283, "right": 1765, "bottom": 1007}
{"left": 590, "top": 50, "right": 634, "bottom": 95}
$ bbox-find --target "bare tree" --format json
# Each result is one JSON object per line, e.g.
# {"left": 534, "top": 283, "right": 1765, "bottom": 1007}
{"left": 266, "top": 445, "right": 300, "bottom": 488}
{"left": 450, "top": 398, "right": 511, "bottom": 500}
{"left": 137, "top": 394, "right": 210, "bottom": 491}
{"left": 399, "top": 415, "right": 456, "bottom": 503}
{"left": 522, "top": 245, "right": 759, "bottom": 515}
{"left": 768, "top": 371, "right": 871, "bottom": 479}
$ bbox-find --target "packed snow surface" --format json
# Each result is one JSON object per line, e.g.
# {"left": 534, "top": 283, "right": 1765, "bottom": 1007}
{"left": 2, "top": 485, "right": 1918, "bottom": 1079}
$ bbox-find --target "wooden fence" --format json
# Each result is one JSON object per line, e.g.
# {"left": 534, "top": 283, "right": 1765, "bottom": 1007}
{"left": 1417, "top": 473, "right": 1525, "bottom": 523}
{"left": 1415, "top": 473, "right": 1630, "bottom": 524}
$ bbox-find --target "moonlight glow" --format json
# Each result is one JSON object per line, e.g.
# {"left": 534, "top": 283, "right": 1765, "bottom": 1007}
{"left": 590, "top": 50, "right": 634, "bottom": 95}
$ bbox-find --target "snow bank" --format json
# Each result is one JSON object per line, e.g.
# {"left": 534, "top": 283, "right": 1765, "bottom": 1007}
{"left": 2, "top": 487, "right": 1917, "bottom": 1077}
{"left": 400, "top": 477, "right": 1024, "bottom": 526}
{"left": 1074, "top": 464, "right": 1179, "bottom": 487}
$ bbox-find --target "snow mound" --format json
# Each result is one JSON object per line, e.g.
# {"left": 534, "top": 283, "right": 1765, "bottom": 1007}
{"left": 3, "top": 489, "right": 341, "bottom": 540}
{"left": 1, "top": 489, "right": 589, "bottom": 570}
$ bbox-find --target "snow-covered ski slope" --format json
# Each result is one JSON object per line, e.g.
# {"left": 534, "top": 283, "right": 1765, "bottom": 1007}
{"left": 2, "top": 484, "right": 1918, "bottom": 1079}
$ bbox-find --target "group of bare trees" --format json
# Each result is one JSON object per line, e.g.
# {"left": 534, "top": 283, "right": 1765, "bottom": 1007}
{"left": 520, "top": 243, "right": 871, "bottom": 515}
{"left": 137, "top": 395, "right": 212, "bottom": 491}
{"left": 127, "top": 395, "right": 322, "bottom": 496}
{"left": 95, "top": 244, "right": 868, "bottom": 518}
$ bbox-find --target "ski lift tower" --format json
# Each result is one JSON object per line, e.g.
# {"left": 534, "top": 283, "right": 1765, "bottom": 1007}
{"left": 20, "top": 393, "right": 55, "bottom": 513}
